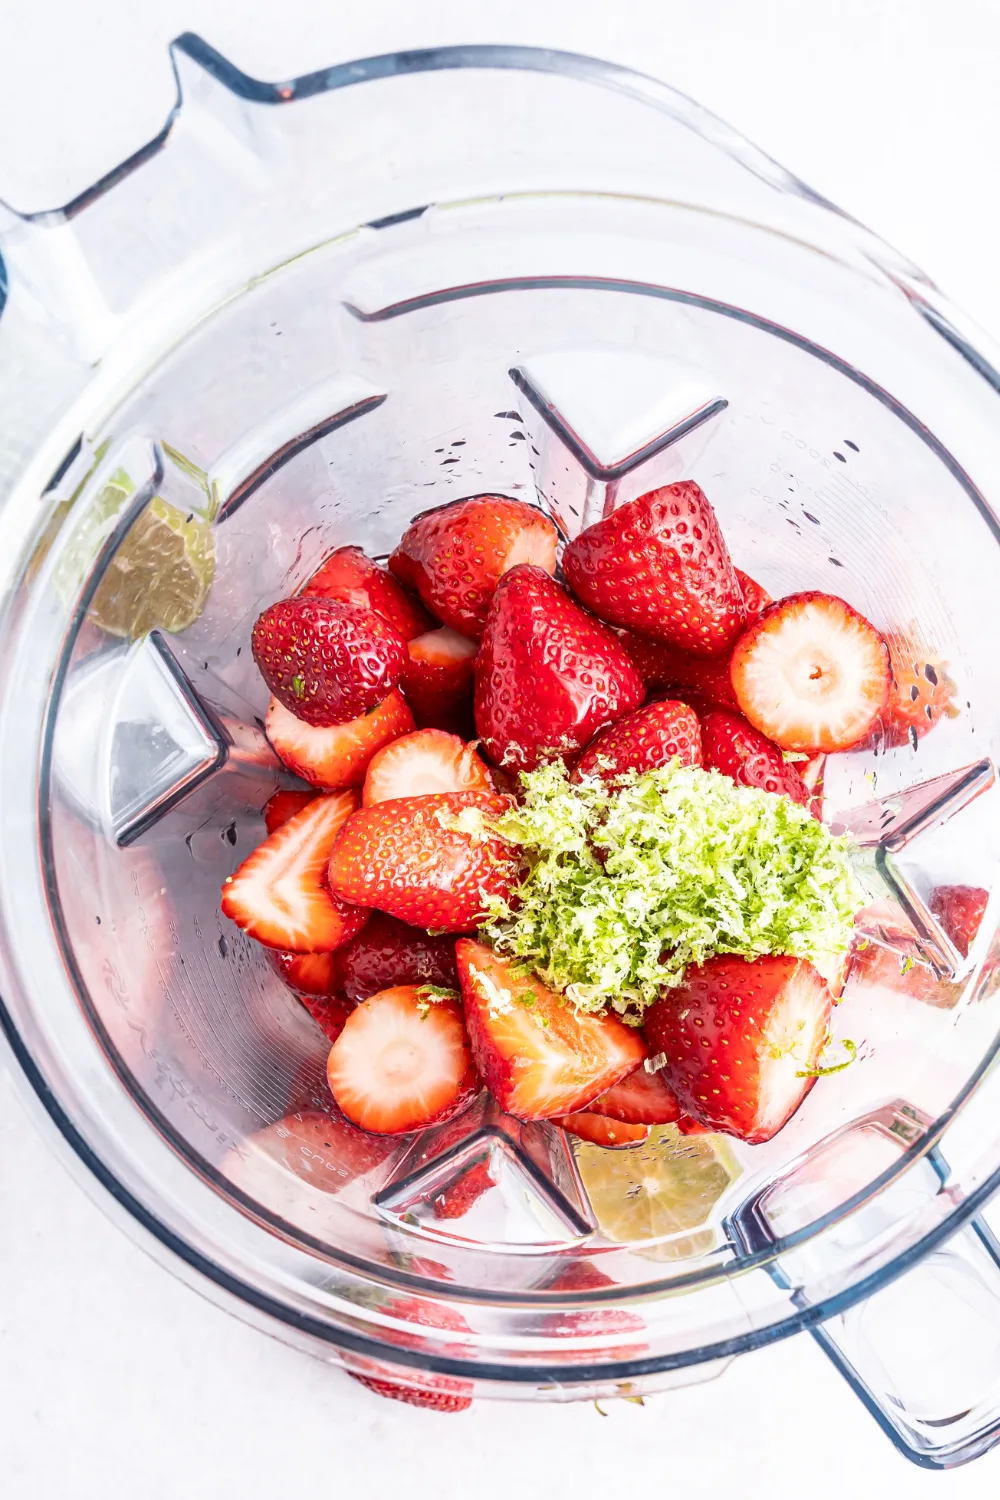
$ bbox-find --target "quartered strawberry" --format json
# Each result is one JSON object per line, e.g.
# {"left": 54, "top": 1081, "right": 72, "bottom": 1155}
{"left": 328, "top": 791, "right": 520, "bottom": 932}
{"left": 336, "top": 911, "right": 458, "bottom": 1005}
{"left": 730, "top": 592, "right": 890, "bottom": 752}
{"left": 700, "top": 708, "right": 810, "bottom": 807}
{"left": 297, "top": 992, "right": 357, "bottom": 1045}
{"left": 222, "top": 792, "right": 368, "bottom": 952}
{"left": 456, "top": 941, "right": 646, "bottom": 1119}
{"left": 401, "top": 627, "right": 478, "bottom": 736}
{"left": 930, "top": 884, "right": 989, "bottom": 958}
{"left": 587, "top": 1065, "right": 681, "bottom": 1125}
{"left": 432, "top": 1157, "right": 497, "bottom": 1220}
{"left": 363, "top": 728, "right": 493, "bottom": 805}
{"left": 268, "top": 948, "right": 339, "bottom": 995}
{"left": 562, "top": 483, "right": 745, "bottom": 656}
{"left": 643, "top": 954, "right": 833, "bottom": 1144}
{"left": 555, "top": 1112, "right": 651, "bottom": 1147}
{"left": 869, "top": 625, "right": 959, "bottom": 750}
{"left": 349, "top": 1295, "right": 473, "bottom": 1411}
{"left": 735, "top": 569, "right": 772, "bottom": 624}
{"left": 265, "top": 691, "right": 415, "bottom": 789}
{"left": 263, "top": 788, "right": 318, "bottom": 834}
{"left": 573, "top": 699, "right": 702, "bottom": 784}
{"left": 474, "top": 566, "right": 644, "bottom": 772}
{"left": 618, "top": 632, "right": 740, "bottom": 711}
{"left": 303, "top": 544, "right": 431, "bottom": 640}
{"left": 389, "top": 495, "right": 558, "bottom": 638}
{"left": 326, "top": 985, "right": 478, "bottom": 1134}
{"left": 252, "top": 596, "right": 408, "bottom": 726}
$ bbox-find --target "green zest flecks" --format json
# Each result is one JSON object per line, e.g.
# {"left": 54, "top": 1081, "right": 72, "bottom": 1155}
{"left": 481, "top": 761, "right": 864, "bottom": 1020}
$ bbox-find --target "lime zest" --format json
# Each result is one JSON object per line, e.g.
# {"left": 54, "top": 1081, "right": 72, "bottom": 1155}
{"left": 797, "top": 1037, "right": 858, "bottom": 1078}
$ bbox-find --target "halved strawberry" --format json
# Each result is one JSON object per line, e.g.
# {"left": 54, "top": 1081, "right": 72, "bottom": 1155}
{"left": 930, "top": 884, "right": 989, "bottom": 958}
{"left": 265, "top": 691, "right": 415, "bottom": 789}
{"left": 475, "top": 565, "right": 644, "bottom": 772}
{"left": 401, "top": 627, "right": 478, "bottom": 735}
{"left": 456, "top": 941, "right": 646, "bottom": 1119}
{"left": 336, "top": 911, "right": 458, "bottom": 1005}
{"left": 700, "top": 708, "right": 810, "bottom": 807}
{"left": 303, "top": 544, "right": 431, "bottom": 639}
{"left": 869, "top": 624, "right": 959, "bottom": 750}
{"left": 269, "top": 948, "right": 339, "bottom": 995}
{"left": 327, "top": 985, "right": 478, "bottom": 1134}
{"left": 263, "top": 788, "right": 318, "bottom": 834}
{"left": 587, "top": 1065, "right": 681, "bottom": 1125}
{"left": 297, "top": 992, "right": 356, "bottom": 1045}
{"left": 618, "top": 632, "right": 740, "bottom": 711}
{"left": 390, "top": 495, "right": 558, "bottom": 639}
{"left": 363, "top": 728, "right": 493, "bottom": 805}
{"left": 432, "top": 1157, "right": 497, "bottom": 1220}
{"left": 643, "top": 954, "right": 833, "bottom": 1143}
{"left": 252, "top": 596, "right": 408, "bottom": 726}
{"left": 573, "top": 699, "right": 701, "bottom": 784}
{"left": 221, "top": 792, "right": 368, "bottom": 952}
{"left": 328, "top": 792, "right": 520, "bottom": 932}
{"left": 555, "top": 1112, "right": 651, "bottom": 1147}
{"left": 735, "top": 569, "right": 772, "bottom": 624}
{"left": 562, "top": 483, "right": 745, "bottom": 656}
{"left": 730, "top": 592, "right": 890, "bottom": 752}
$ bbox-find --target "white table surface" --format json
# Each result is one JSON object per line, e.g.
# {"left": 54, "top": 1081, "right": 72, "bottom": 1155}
{"left": 3, "top": 2, "right": 1000, "bottom": 1494}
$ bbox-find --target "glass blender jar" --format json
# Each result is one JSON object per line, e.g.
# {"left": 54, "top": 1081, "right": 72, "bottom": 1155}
{"left": 3, "top": 36, "right": 1000, "bottom": 1465}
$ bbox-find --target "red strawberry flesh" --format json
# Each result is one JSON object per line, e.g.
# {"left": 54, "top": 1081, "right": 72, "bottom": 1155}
{"left": 929, "top": 884, "right": 989, "bottom": 959}
{"left": 263, "top": 788, "right": 318, "bottom": 834}
{"left": 402, "top": 626, "right": 478, "bottom": 735}
{"left": 252, "top": 596, "right": 408, "bottom": 727}
{"left": 303, "top": 545, "right": 431, "bottom": 639}
{"left": 431, "top": 1156, "right": 497, "bottom": 1220}
{"left": 700, "top": 707, "right": 810, "bottom": 807}
{"left": 555, "top": 1112, "right": 651, "bottom": 1147}
{"left": 618, "top": 631, "right": 741, "bottom": 710}
{"left": 587, "top": 1065, "right": 681, "bottom": 1125}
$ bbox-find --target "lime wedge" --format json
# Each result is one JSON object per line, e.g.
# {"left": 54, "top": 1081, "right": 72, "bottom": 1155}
{"left": 89, "top": 493, "right": 215, "bottom": 639}
{"left": 574, "top": 1123, "right": 741, "bottom": 1261}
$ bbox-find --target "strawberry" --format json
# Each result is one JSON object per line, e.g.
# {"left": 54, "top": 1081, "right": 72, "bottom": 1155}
{"left": 730, "top": 592, "right": 890, "bottom": 752}
{"left": 543, "top": 1257, "right": 646, "bottom": 1357}
{"left": 929, "top": 884, "right": 989, "bottom": 958}
{"left": 252, "top": 1106, "right": 396, "bottom": 1193}
{"left": 618, "top": 633, "right": 740, "bottom": 711}
{"left": 456, "top": 941, "right": 646, "bottom": 1119}
{"left": 642, "top": 954, "right": 833, "bottom": 1144}
{"left": 327, "top": 791, "right": 520, "bottom": 932}
{"left": 363, "top": 728, "right": 493, "bottom": 805}
{"left": 326, "top": 985, "right": 478, "bottom": 1134}
{"left": 350, "top": 1376, "right": 472, "bottom": 1413}
{"left": 268, "top": 948, "right": 339, "bottom": 995}
{"left": 699, "top": 708, "right": 810, "bottom": 807}
{"left": 801, "top": 751, "right": 826, "bottom": 820}
{"left": 263, "top": 788, "right": 318, "bottom": 834}
{"left": 303, "top": 544, "right": 431, "bottom": 640}
{"left": 868, "top": 625, "right": 959, "bottom": 750}
{"left": 587, "top": 1065, "right": 681, "bottom": 1125}
{"left": 389, "top": 495, "right": 558, "bottom": 639}
{"left": 735, "top": 569, "right": 772, "bottom": 624}
{"left": 562, "top": 483, "right": 745, "bottom": 655}
{"left": 555, "top": 1112, "right": 651, "bottom": 1147}
{"left": 676, "top": 1114, "right": 713, "bottom": 1136}
{"left": 432, "top": 1157, "right": 497, "bottom": 1220}
{"left": 336, "top": 911, "right": 458, "bottom": 1005}
{"left": 221, "top": 792, "right": 368, "bottom": 952}
{"left": 265, "top": 691, "right": 415, "bottom": 789}
{"left": 401, "top": 627, "right": 478, "bottom": 736}
{"left": 474, "top": 566, "right": 644, "bottom": 772}
{"left": 349, "top": 1294, "right": 473, "bottom": 1411}
{"left": 297, "top": 992, "right": 356, "bottom": 1045}
{"left": 252, "top": 596, "right": 408, "bottom": 726}
{"left": 573, "top": 699, "right": 702, "bottom": 784}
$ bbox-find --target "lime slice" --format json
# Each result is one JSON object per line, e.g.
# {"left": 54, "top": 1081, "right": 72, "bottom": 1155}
{"left": 89, "top": 493, "right": 215, "bottom": 639}
{"left": 574, "top": 1124, "right": 741, "bottom": 1261}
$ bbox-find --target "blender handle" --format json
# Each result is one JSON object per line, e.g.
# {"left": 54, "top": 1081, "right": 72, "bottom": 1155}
{"left": 809, "top": 1213, "right": 1000, "bottom": 1468}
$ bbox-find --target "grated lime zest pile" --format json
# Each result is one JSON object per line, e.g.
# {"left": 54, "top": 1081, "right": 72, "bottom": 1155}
{"left": 482, "top": 761, "right": 863, "bottom": 1020}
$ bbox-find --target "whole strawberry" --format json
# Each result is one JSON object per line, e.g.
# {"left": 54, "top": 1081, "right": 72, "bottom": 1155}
{"left": 573, "top": 699, "right": 702, "bottom": 784}
{"left": 700, "top": 708, "right": 810, "bottom": 808}
{"left": 252, "top": 596, "right": 408, "bottom": 727}
{"left": 563, "top": 483, "right": 745, "bottom": 656}
{"left": 475, "top": 565, "right": 644, "bottom": 772}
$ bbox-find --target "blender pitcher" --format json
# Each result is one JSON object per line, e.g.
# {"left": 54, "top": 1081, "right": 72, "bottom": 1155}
{"left": 4, "top": 36, "right": 1000, "bottom": 1465}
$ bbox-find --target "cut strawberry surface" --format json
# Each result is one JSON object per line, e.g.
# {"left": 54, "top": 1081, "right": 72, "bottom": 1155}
{"left": 562, "top": 483, "right": 745, "bottom": 656}
{"left": 475, "top": 565, "right": 644, "bottom": 772}
{"left": 735, "top": 569, "right": 772, "bottom": 624}
{"left": 432, "top": 1157, "right": 497, "bottom": 1220}
{"left": 556, "top": 1112, "right": 651, "bottom": 1147}
{"left": 587, "top": 1066, "right": 681, "bottom": 1126}
{"left": 303, "top": 544, "right": 431, "bottom": 640}
{"left": 252, "top": 595, "right": 408, "bottom": 726}
{"left": 869, "top": 624, "right": 959, "bottom": 750}
{"left": 328, "top": 791, "right": 520, "bottom": 932}
{"left": 930, "top": 884, "right": 989, "bottom": 959}
{"left": 456, "top": 941, "right": 646, "bottom": 1120}
{"left": 401, "top": 626, "right": 478, "bottom": 736}
{"left": 389, "top": 495, "right": 558, "bottom": 638}
{"left": 263, "top": 788, "right": 318, "bottom": 834}
{"left": 326, "top": 985, "right": 478, "bottom": 1135}
{"left": 618, "top": 632, "right": 740, "bottom": 711}
{"left": 700, "top": 708, "right": 810, "bottom": 808}
{"left": 363, "top": 728, "right": 493, "bottom": 805}
{"left": 573, "top": 699, "right": 701, "bottom": 784}
{"left": 336, "top": 911, "right": 458, "bottom": 1005}
{"left": 643, "top": 954, "right": 833, "bottom": 1144}
{"left": 266, "top": 691, "right": 415, "bottom": 789}
{"left": 269, "top": 947, "right": 339, "bottom": 995}
{"left": 222, "top": 792, "right": 368, "bottom": 952}
{"left": 730, "top": 591, "right": 890, "bottom": 752}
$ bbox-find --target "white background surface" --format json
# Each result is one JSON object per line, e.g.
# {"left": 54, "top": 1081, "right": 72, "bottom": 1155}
{"left": 3, "top": 2, "right": 1000, "bottom": 1495}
